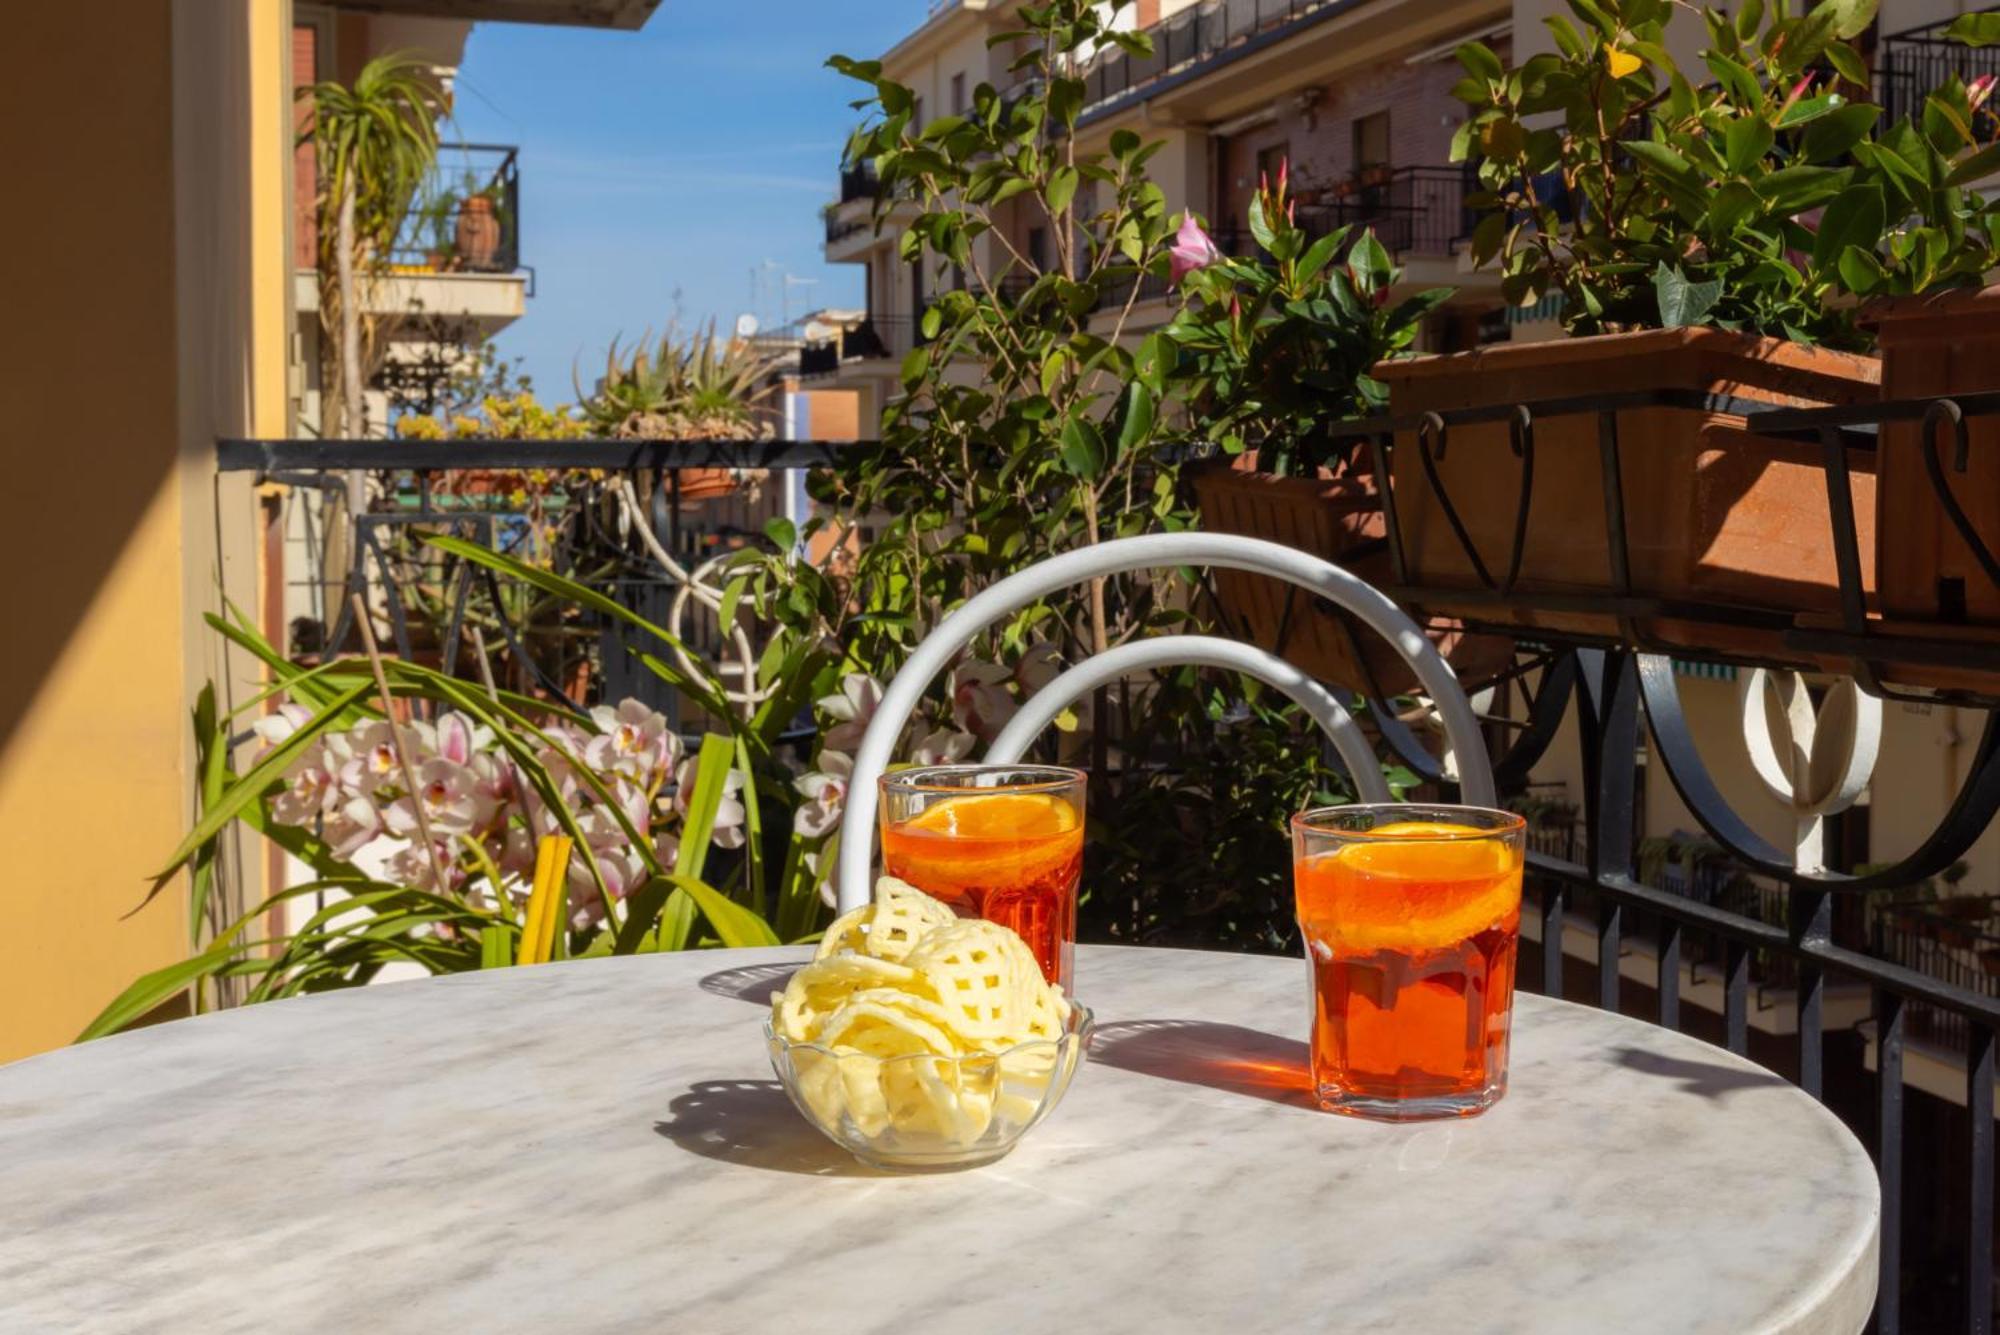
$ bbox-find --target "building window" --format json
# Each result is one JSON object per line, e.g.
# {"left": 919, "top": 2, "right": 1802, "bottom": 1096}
{"left": 1027, "top": 226, "right": 1048, "bottom": 271}
{"left": 913, "top": 95, "right": 924, "bottom": 130}
{"left": 1256, "top": 143, "right": 1288, "bottom": 187}
{"left": 951, "top": 72, "right": 966, "bottom": 115}
{"left": 1353, "top": 110, "right": 1391, "bottom": 172}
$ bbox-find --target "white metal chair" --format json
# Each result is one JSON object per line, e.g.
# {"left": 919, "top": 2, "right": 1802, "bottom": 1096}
{"left": 835, "top": 532, "right": 1496, "bottom": 912}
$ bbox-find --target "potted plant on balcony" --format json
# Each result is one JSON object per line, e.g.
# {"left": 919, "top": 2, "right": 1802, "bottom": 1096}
{"left": 582, "top": 321, "right": 783, "bottom": 503}
{"left": 417, "top": 188, "right": 460, "bottom": 271}
{"left": 1852, "top": 17, "right": 2000, "bottom": 661}
{"left": 1410, "top": 0, "right": 1903, "bottom": 657}
{"left": 1168, "top": 168, "right": 1512, "bottom": 696}
{"left": 455, "top": 177, "right": 504, "bottom": 271}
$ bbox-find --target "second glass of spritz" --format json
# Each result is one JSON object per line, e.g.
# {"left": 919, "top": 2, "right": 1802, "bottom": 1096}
{"left": 1292, "top": 805, "right": 1525, "bottom": 1121}
{"left": 879, "top": 765, "right": 1085, "bottom": 990}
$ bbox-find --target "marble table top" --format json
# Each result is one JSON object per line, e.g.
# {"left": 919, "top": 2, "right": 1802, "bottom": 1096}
{"left": 0, "top": 945, "right": 1877, "bottom": 1334}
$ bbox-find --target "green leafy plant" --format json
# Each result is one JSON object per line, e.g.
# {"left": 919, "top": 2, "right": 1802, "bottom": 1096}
{"left": 302, "top": 52, "right": 449, "bottom": 435}
{"left": 1452, "top": 0, "right": 1999, "bottom": 344}
{"left": 80, "top": 555, "right": 843, "bottom": 1041}
{"left": 1163, "top": 165, "right": 1451, "bottom": 477}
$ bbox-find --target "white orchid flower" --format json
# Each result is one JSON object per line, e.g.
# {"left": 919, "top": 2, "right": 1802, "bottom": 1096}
{"left": 912, "top": 727, "right": 977, "bottom": 767}
{"left": 951, "top": 659, "right": 1016, "bottom": 741}
{"left": 818, "top": 673, "right": 883, "bottom": 754}
{"left": 251, "top": 704, "right": 316, "bottom": 752}
{"left": 382, "top": 758, "right": 491, "bottom": 839}
{"left": 675, "top": 755, "right": 746, "bottom": 849}
{"left": 792, "top": 751, "right": 853, "bottom": 838}
{"left": 585, "top": 698, "right": 679, "bottom": 783}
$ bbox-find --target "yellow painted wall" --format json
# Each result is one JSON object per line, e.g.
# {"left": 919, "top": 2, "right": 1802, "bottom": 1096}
{"left": 0, "top": 1, "right": 285, "bottom": 1063}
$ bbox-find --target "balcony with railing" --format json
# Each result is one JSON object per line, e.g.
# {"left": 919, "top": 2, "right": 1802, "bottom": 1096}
{"left": 1215, "top": 166, "right": 1474, "bottom": 260}
{"left": 1879, "top": 12, "right": 2000, "bottom": 129}
{"left": 1075, "top": 0, "right": 1353, "bottom": 122}
{"left": 386, "top": 144, "right": 524, "bottom": 276}
{"left": 797, "top": 313, "right": 924, "bottom": 377}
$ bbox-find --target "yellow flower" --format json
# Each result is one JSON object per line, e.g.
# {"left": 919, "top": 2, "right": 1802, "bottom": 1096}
{"left": 1606, "top": 44, "right": 1642, "bottom": 78}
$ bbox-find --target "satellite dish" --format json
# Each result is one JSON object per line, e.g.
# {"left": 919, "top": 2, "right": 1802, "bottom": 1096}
{"left": 734, "top": 312, "right": 760, "bottom": 339}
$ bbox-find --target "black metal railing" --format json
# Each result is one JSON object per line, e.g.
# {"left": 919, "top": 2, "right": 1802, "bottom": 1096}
{"left": 825, "top": 211, "right": 871, "bottom": 246}
{"left": 1880, "top": 12, "right": 2000, "bottom": 127}
{"left": 839, "top": 162, "right": 880, "bottom": 205}
{"left": 794, "top": 315, "right": 921, "bottom": 376}
{"left": 798, "top": 340, "right": 841, "bottom": 377}
{"left": 389, "top": 143, "right": 521, "bottom": 275}
{"left": 1075, "top": 0, "right": 1349, "bottom": 121}
{"left": 1872, "top": 897, "right": 2000, "bottom": 1055}
{"left": 1215, "top": 166, "right": 1473, "bottom": 261}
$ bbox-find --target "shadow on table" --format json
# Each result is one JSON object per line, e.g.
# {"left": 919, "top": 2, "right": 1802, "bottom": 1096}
{"left": 655, "top": 1079, "right": 888, "bottom": 1177}
{"left": 699, "top": 963, "right": 798, "bottom": 1006}
{"left": 1608, "top": 1045, "right": 1791, "bottom": 1101}
{"left": 1093, "top": 1019, "right": 1316, "bottom": 1109}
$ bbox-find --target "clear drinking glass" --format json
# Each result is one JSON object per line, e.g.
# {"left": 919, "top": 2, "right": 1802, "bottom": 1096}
{"left": 1292, "top": 805, "right": 1526, "bottom": 1120}
{"left": 879, "top": 765, "right": 1085, "bottom": 991}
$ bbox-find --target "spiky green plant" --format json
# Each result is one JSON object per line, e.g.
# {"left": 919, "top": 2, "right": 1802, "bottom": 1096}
{"left": 580, "top": 321, "right": 781, "bottom": 439}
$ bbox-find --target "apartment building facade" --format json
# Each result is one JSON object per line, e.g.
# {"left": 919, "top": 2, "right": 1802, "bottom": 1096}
{"left": 813, "top": 0, "right": 1520, "bottom": 416}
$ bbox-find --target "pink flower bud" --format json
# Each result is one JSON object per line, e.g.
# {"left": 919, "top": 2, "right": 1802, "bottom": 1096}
{"left": 1168, "top": 214, "right": 1223, "bottom": 285}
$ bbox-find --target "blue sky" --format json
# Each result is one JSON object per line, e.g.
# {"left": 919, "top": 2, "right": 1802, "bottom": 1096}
{"left": 449, "top": 3, "right": 925, "bottom": 395}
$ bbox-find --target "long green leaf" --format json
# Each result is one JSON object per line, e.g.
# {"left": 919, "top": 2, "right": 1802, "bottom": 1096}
{"left": 675, "top": 734, "right": 738, "bottom": 884}
{"left": 76, "top": 941, "right": 257, "bottom": 1042}
{"left": 667, "top": 872, "right": 781, "bottom": 948}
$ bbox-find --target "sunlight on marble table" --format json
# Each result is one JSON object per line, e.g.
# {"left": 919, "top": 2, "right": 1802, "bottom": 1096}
{"left": 0, "top": 945, "right": 1877, "bottom": 1334}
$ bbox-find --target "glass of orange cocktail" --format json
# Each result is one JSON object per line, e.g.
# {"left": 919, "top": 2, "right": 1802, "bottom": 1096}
{"left": 1291, "top": 805, "right": 1525, "bottom": 1121}
{"left": 880, "top": 765, "right": 1085, "bottom": 990}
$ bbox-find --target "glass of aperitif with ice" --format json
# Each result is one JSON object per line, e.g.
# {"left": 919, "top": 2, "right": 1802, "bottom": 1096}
{"left": 879, "top": 765, "right": 1085, "bottom": 991}
{"left": 1291, "top": 805, "right": 1526, "bottom": 1121}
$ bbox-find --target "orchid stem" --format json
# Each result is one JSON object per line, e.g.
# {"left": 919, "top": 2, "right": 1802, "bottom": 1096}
{"left": 350, "top": 593, "right": 454, "bottom": 896}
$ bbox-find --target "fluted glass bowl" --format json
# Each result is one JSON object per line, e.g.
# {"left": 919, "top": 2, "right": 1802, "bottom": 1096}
{"left": 765, "top": 1004, "right": 1093, "bottom": 1171}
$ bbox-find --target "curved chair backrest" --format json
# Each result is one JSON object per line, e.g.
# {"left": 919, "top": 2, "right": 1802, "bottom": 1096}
{"left": 835, "top": 532, "right": 1495, "bottom": 912}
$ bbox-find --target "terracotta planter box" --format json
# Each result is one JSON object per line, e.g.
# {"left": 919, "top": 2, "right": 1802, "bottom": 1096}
{"left": 1869, "top": 287, "right": 2000, "bottom": 628}
{"left": 1191, "top": 455, "right": 1513, "bottom": 697}
{"left": 1375, "top": 328, "right": 1880, "bottom": 658}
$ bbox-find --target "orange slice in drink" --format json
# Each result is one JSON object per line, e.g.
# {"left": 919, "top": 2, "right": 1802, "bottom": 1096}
{"left": 905, "top": 792, "right": 1078, "bottom": 839}
{"left": 885, "top": 792, "right": 1082, "bottom": 891}
{"left": 1297, "top": 821, "right": 1521, "bottom": 954}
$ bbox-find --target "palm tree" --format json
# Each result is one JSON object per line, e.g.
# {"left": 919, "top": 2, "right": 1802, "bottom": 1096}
{"left": 302, "top": 52, "right": 446, "bottom": 437}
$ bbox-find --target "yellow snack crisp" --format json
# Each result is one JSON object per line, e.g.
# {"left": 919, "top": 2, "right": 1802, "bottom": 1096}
{"left": 772, "top": 876, "right": 1074, "bottom": 1143}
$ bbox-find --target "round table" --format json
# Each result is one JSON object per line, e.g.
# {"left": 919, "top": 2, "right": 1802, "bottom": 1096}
{"left": 0, "top": 945, "right": 1877, "bottom": 1333}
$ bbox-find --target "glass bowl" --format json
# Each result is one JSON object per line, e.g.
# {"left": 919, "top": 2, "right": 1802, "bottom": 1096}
{"left": 765, "top": 1004, "right": 1093, "bottom": 1171}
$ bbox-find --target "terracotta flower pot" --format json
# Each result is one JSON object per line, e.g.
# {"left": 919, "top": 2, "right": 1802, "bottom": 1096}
{"left": 1191, "top": 453, "right": 1514, "bottom": 697}
{"left": 1374, "top": 328, "right": 1880, "bottom": 660}
{"left": 671, "top": 468, "right": 743, "bottom": 503}
{"left": 455, "top": 195, "right": 502, "bottom": 271}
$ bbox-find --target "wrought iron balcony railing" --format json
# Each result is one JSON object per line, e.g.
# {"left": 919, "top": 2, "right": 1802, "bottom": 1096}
{"left": 1879, "top": 11, "right": 2000, "bottom": 129}
{"left": 1215, "top": 166, "right": 1474, "bottom": 261}
{"left": 386, "top": 143, "right": 522, "bottom": 275}
{"left": 1074, "top": 0, "right": 1350, "bottom": 122}
{"left": 839, "top": 162, "right": 880, "bottom": 205}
